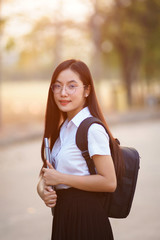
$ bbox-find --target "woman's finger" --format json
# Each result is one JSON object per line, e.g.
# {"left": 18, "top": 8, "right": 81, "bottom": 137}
{"left": 45, "top": 199, "right": 57, "bottom": 208}
{"left": 42, "top": 168, "right": 46, "bottom": 173}
{"left": 45, "top": 185, "right": 53, "bottom": 192}
{"left": 46, "top": 161, "right": 54, "bottom": 169}
{"left": 46, "top": 202, "right": 56, "bottom": 208}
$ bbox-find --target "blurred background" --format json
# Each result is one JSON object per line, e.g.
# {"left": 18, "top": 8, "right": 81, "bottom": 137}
{"left": 0, "top": 0, "right": 160, "bottom": 239}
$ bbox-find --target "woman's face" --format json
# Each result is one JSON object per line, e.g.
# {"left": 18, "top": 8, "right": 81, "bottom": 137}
{"left": 53, "top": 68, "right": 90, "bottom": 120}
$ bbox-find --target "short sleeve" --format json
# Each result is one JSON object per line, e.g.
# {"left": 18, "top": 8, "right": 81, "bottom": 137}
{"left": 88, "top": 123, "right": 111, "bottom": 157}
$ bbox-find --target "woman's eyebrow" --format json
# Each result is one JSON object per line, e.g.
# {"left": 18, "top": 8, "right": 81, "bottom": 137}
{"left": 55, "top": 79, "right": 77, "bottom": 84}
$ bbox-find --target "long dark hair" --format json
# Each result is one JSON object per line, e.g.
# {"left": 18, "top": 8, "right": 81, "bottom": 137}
{"left": 41, "top": 59, "right": 124, "bottom": 178}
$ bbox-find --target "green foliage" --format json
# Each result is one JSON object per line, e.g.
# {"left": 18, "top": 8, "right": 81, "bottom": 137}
{"left": 102, "top": 0, "right": 160, "bottom": 76}
{"left": 100, "top": 0, "right": 160, "bottom": 104}
{"left": 141, "top": 0, "right": 160, "bottom": 80}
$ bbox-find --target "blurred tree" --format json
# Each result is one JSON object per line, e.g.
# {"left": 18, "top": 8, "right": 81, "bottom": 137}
{"left": 2, "top": 0, "right": 160, "bottom": 109}
{"left": 101, "top": 0, "right": 160, "bottom": 106}
{"left": 0, "top": 0, "right": 7, "bottom": 127}
{"left": 17, "top": 16, "right": 56, "bottom": 69}
{"left": 142, "top": 0, "right": 160, "bottom": 85}
{"left": 0, "top": 0, "right": 2, "bottom": 128}
{"left": 18, "top": 17, "right": 84, "bottom": 74}
{"left": 88, "top": 0, "right": 104, "bottom": 80}
{"left": 16, "top": 6, "right": 89, "bottom": 77}
{"left": 86, "top": 0, "right": 114, "bottom": 80}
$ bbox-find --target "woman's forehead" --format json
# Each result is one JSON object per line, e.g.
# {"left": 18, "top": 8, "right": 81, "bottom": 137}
{"left": 56, "top": 69, "right": 82, "bottom": 84}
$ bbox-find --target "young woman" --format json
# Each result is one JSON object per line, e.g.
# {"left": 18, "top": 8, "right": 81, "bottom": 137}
{"left": 37, "top": 59, "right": 123, "bottom": 240}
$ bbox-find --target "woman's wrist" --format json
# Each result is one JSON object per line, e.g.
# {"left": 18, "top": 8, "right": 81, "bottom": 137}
{"left": 58, "top": 172, "right": 67, "bottom": 186}
{"left": 59, "top": 173, "right": 79, "bottom": 188}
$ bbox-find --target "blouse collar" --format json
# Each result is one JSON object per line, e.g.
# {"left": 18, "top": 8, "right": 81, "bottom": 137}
{"left": 67, "top": 107, "right": 92, "bottom": 129}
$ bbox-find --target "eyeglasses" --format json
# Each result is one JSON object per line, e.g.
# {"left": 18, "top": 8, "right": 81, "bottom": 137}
{"left": 51, "top": 83, "right": 86, "bottom": 95}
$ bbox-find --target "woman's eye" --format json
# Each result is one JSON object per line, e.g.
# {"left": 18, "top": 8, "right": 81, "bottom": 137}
{"left": 54, "top": 84, "right": 61, "bottom": 89}
{"left": 68, "top": 84, "right": 76, "bottom": 89}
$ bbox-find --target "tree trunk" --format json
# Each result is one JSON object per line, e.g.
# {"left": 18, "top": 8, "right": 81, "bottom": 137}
{"left": 89, "top": 0, "right": 103, "bottom": 81}
{"left": 53, "top": 0, "right": 63, "bottom": 67}
{"left": 120, "top": 48, "right": 142, "bottom": 107}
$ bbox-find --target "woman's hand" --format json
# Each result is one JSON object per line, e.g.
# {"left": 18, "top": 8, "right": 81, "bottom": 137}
{"left": 42, "top": 161, "right": 62, "bottom": 186}
{"left": 37, "top": 174, "right": 57, "bottom": 208}
{"left": 43, "top": 185, "right": 57, "bottom": 208}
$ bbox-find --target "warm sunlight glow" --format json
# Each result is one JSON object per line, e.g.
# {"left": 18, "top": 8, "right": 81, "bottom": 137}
{"left": 2, "top": 0, "right": 92, "bottom": 37}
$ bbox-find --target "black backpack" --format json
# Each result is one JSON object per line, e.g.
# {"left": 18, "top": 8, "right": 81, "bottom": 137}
{"left": 76, "top": 117, "right": 140, "bottom": 218}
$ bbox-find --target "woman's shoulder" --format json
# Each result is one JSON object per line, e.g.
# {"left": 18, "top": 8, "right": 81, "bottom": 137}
{"left": 87, "top": 123, "right": 111, "bottom": 157}
{"left": 88, "top": 123, "right": 109, "bottom": 140}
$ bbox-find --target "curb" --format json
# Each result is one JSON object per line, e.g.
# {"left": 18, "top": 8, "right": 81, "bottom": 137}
{"left": 0, "top": 108, "right": 160, "bottom": 147}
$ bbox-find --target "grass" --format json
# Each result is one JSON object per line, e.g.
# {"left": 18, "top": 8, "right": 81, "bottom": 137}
{"left": 1, "top": 80, "right": 50, "bottom": 125}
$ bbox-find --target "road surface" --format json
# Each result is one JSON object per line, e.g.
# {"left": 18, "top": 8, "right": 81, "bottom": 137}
{"left": 0, "top": 119, "right": 160, "bottom": 240}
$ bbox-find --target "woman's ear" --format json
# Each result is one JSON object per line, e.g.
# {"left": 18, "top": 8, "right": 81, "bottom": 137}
{"left": 84, "top": 85, "right": 91, "bottom": 98}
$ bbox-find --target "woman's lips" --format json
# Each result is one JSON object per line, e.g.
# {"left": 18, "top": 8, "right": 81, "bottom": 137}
{"left": 59, "top": 100, "right": 71, "bottom": 106}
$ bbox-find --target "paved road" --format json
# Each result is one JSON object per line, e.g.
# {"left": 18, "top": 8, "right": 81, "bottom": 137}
{"left": 0, "top": 119, "right": 160, "bottom": 240}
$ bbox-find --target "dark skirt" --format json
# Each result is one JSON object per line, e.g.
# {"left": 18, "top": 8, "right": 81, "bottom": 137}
{"left": 51, "top": 188, "right": 113, "bottom": 240}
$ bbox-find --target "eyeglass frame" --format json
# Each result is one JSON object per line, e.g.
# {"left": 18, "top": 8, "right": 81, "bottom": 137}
{"left": 51, "top": 83, "right": 86, "bottom": 95}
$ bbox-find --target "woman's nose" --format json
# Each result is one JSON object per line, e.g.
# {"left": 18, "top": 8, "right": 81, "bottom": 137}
{"left": 61, "top": 86, "right": 68, "bottom": 96}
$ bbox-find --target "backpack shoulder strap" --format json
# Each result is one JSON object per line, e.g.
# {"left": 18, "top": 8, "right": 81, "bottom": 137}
{"left": 76, "top": 117, "right": 106, "bottom": 174}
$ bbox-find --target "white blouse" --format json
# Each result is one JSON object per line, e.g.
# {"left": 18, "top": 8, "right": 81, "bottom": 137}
{"left": 51, "top": 107, "right": 111, "bottom": 189}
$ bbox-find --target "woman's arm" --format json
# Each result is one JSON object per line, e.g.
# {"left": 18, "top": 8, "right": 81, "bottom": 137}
{"left": 42, "top": 156, "right": 117, "bottom": 192}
